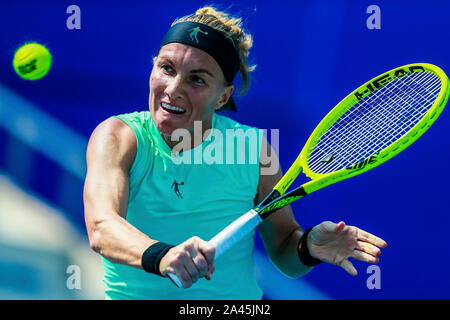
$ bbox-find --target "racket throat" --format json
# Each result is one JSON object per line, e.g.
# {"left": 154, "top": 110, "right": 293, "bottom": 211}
{"left": 259, "top": 190, "right": 281, "bottom": 207}
{"left": 258, "top": 186, "right": 308, "bottom": 219}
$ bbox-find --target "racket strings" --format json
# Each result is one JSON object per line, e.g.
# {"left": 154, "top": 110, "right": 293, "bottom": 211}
{"left": 334, "top": 76, "right": 438, "bottom": 170}
{"left": 322, "top": 73, "right": 437, "bottom": 149}
{"left": 311, "top": 72, "right": 440, "bottom": 173}
{"left": 308, "top": 71, "right": 441, "bottom": 174}
{"left": 345, "top": 73, "right": 438, "bottom": 150}
{"left": 323, "top": 73, "right": 438, "bottom": 165}
{"left": 310, "top": 72, "right": 440, "bottom": 173}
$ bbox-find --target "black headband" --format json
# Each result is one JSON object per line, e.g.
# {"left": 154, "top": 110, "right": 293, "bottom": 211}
{"left": 160, "top": 21, "right": 240, "bottom": 85}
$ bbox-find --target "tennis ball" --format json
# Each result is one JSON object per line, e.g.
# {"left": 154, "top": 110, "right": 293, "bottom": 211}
{"left": 13, "top": 42, "right": 52, "bottom": 80}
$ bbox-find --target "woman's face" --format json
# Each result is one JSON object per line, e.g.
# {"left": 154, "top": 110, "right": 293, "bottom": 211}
{"left": 149, "top": 43, "right": 233, "bottom": 141}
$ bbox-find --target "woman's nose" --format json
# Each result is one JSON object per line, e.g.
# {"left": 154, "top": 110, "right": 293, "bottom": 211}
{"left": 164, "top": 75, "right": 184, "bottom": 99}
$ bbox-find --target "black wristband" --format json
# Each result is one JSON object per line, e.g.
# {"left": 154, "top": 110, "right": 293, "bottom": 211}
{"left": 142, "top": 242, "right": 175, "bottom": 276}
{"left": 298, "top": 227, "right": 322, "bottom": 267}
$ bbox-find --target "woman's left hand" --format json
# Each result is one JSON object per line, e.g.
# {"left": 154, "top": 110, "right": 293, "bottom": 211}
{"left": 307, "top": 221, "right": 388, "bottom": 276}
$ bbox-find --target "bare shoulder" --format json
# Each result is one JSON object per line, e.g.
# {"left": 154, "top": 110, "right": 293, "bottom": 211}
{"left": 87, "top": 117, "right": 137, "bottom": 171}
{"left": 259, "top": 135, "right": 282, "bottom": 190}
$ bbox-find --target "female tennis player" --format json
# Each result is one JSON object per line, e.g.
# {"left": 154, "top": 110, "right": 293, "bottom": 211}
{"left": 83, "top": 6, "right": 387, "bottom": 299}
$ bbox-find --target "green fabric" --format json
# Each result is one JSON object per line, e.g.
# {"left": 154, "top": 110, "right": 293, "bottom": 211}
{"left": 101, "top": 111, "right": 263, "bottom": 299}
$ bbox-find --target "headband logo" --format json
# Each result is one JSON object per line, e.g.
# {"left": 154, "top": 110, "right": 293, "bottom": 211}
{"left": 188, "top": 27, "right": 208, "bottom": 44}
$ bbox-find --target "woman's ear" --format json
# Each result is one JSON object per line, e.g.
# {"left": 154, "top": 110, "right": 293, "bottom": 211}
{"left": 216, "top": 86, "right": 234, "bottom": 110}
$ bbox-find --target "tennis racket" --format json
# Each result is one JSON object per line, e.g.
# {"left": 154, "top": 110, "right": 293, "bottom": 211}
{"left": 168, "top": 63, "right": 449, "bottom": 288}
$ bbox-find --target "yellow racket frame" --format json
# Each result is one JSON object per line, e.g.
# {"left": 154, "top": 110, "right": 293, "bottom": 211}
{"left": 274, "top": 63, "right": 449, "bottom": 196}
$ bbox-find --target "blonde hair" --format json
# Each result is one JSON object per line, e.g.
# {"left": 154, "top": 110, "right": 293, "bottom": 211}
{"left": 173, "top": 6, "right": 256, "bottom": 97}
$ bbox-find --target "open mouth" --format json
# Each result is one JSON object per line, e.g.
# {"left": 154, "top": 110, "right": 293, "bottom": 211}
{"left": 161, "top": 102, "right": 186, "bottom": 115}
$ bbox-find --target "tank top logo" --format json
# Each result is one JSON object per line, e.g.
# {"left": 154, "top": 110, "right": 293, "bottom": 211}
{"left": 171, "top": 180, "right": 184, "bottom": 199}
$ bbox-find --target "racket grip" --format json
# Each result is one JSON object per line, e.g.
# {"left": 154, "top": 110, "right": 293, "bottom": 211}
{"left": 167, "top": 273, "right": 183, "bottom": 288}
{"left": 167, "top": 209, "right": 262, "bottom": 288}
{"left": 210, "top": 209, "right": 262, "bottom": 259}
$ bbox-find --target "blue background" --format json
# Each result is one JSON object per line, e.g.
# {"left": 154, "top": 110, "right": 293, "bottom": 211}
{"left": 0, "top": 0, "right": 449, "bottom": 299}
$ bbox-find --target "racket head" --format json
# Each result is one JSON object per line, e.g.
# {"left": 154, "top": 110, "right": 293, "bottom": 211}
{"left": 272, "top": 152, "right": 303, "bottom": 195}
{"left": 299, "top": 63, "right": 449, "bottom": 193}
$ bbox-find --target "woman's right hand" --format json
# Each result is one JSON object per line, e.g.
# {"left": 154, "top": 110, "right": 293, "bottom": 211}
{"left": 159, "top": 236, "right": 216, "bottom": 288}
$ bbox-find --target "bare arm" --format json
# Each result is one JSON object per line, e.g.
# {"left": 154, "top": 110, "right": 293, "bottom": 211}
{"left": 257, "top": 137, "right": 313, "bottom": 278}
{"left": 257, "top": 138, "right": 388, "bottom": 277}
{"left": 83, "top": 117, "right": 155, "bottom": 268}
{"left": 84, "top": 117, "right": 215, "bottom": 287}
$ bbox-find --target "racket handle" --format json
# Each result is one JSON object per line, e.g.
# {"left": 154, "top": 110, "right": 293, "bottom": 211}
{"left": 210, "top": 209, "right": 262, "bottom": 259}
{"left": 167, "top": 209, "right": 262, "bottom": 288}
{"left": 167, "top": 272, "right": 184, "bottom": 288}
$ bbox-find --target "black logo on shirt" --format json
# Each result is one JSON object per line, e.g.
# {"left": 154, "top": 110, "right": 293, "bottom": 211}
{"left": 171, "top": 180, "right": 184, "bottom": 199}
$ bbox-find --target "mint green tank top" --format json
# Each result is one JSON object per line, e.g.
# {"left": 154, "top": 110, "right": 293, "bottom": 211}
{"left": 102, "top": 111, "right": 264, "bottom": 300}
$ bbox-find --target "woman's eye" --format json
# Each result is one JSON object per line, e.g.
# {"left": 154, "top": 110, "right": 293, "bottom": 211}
{"left": 161, "top": 64, "right": 174, "bottom": 73}
{"left": 192, "top": 75, "right": 206, "bottom": 85}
